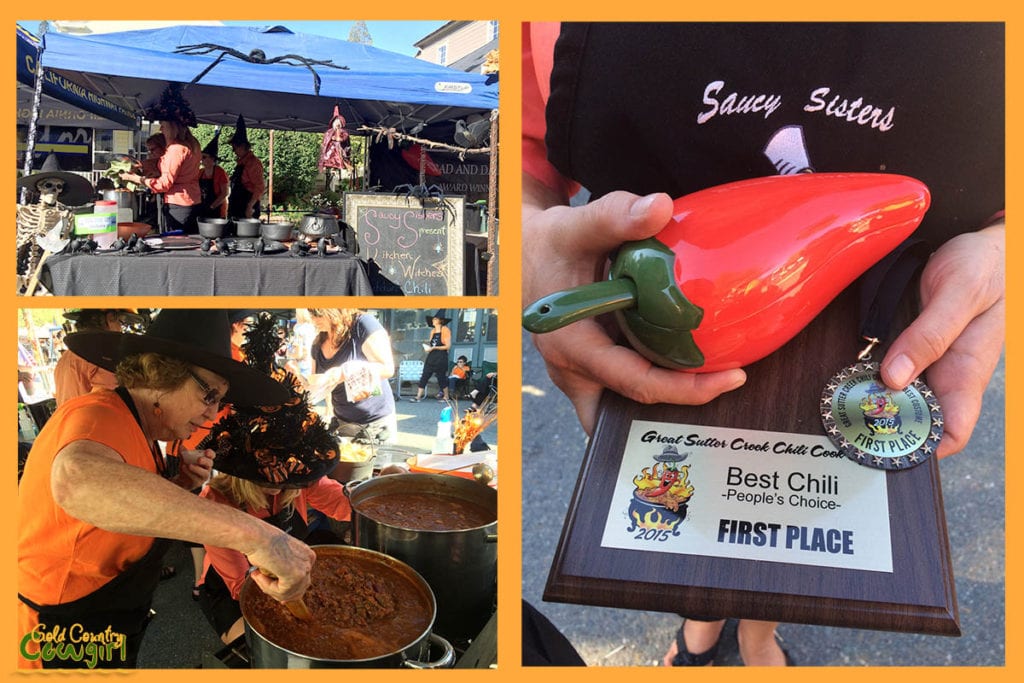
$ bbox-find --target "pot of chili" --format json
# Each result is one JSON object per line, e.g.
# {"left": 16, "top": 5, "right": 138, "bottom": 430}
{"left": 239, "top": 545, "right": 455, "bottom": 668}
{"left": 347, "top": 473, "right": 498, "bottom": 642}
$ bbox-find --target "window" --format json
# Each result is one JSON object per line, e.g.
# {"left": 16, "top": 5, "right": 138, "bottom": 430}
{"left": 438, "top": 44, "right": 447, "bottom": 66}
{"left": 487, "top": 21, "right": 499, "bottom": 42}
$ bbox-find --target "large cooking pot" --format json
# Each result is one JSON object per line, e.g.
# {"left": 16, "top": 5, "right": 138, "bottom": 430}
{"left": 239, "top": 545, "right": 454, "bottom": 668}
{"left": 197, "top": 218, "right": 230, "bottom": 239}
{"left": 299, "top": 213, "right": 340, "bottom": 237}
{"left": 347, "top": 474, "right": 497, "bottom": 641}
{"left": 261, "top": 221, "right": 293, "bottom": 241}
{"left": 102, "top": 189, "right": 138, "bottom": 221}
{"left": 234, "top": 218, "right": 262, "bottom": 237}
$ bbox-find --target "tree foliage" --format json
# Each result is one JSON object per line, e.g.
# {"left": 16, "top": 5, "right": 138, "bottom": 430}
{"left": 348, "top": 21, "right": 373, "bottom": 46}
{"left": 196, "top": 123, "right": 326, "bottom": 210}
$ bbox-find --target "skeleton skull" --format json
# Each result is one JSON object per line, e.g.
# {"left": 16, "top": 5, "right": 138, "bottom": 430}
{"left": 34, "top": 177, "right": 65, "bottom": 206}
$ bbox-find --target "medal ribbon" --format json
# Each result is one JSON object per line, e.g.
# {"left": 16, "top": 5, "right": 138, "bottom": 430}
{"left": 857, "top": 238, "right": 933, "bottom": 354}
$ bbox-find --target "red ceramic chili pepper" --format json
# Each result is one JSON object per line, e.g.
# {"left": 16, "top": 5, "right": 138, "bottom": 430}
{"left": 523, "top": 173, "right": 930, "bottom": 372}
{"left": 401, "top": 143, "right": 443, "bottom": 176}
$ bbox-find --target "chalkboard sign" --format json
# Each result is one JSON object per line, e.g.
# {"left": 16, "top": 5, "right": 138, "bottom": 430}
{"left": 345, "top": 192, "right": 465, "bottom": 296}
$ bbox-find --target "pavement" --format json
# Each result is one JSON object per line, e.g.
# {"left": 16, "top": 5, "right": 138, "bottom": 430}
{"left": 522, "top": 328, "right": 1005, "bottom": 667}
{"left": 137, "top": 391, "right": 498, "bottom": 668}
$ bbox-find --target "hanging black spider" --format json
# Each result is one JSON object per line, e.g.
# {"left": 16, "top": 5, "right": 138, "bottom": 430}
{"left": 174, "top": 44, "right": 349, "bottom": 96}
{"left": 392, "top": 183, "right": 458, "bottom": 223}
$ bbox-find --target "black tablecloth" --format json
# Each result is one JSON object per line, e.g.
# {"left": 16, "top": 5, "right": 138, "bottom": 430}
{"left": 42, "top": 249, "right": 374, "bottom": 296}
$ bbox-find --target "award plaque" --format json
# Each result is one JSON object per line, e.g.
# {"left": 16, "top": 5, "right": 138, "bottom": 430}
{"left": 543, "top": 291, "right": 959, "bottom": 635}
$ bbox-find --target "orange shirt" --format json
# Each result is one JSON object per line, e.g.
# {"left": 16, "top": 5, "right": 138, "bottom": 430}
{"left": 143, "top": 141, "right": 201, "bottom": 206}
{"left": 53, "top": 350, "right": 118, "bottom": 405}
{"left": 18, "top": 390, "right": 157, "bottom": 668}
{"left": 199, "top": 478, "right": 351, "bottom": 598}
{"left": 235, "top": 151, "right": 266, "bottom": 198}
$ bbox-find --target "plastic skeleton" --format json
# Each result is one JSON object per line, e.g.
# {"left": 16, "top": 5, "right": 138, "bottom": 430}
{"left": 16, "top": 178, "right": 74, "bottom": 292}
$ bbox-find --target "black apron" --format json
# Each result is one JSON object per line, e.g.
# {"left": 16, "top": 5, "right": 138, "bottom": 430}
{"left": 227, "top": 160, "right": 260, "bottom": 220}
{"left": 18, "top": 388, "right": 174, "bottom": 669}
{"left": 198, "top": 174, "right": 218, "bottom": 219}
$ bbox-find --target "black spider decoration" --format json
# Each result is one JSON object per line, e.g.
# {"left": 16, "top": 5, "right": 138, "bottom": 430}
{"left": 392, "top": 183, "right": 458, "bottom": 222}
{"left": 174, "top": 43, "right": 349, "bottom": 96}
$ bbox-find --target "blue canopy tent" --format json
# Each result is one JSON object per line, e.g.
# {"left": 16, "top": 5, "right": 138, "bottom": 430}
{"left": 17, "top": 25, "right": 137, "bottom": 129}
{"left": 35, "top": 24, "right": 498, "bottom": 134}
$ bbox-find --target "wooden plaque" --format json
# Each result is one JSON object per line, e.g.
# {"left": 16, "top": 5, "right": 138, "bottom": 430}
{"left": 544, "top": 290, "right": 959, "bottom": 635}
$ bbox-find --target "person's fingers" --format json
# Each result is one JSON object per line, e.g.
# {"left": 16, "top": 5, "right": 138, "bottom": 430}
{"left": 924, "top": 299, "right": 1004, "bottom": 458}
{"left": 549, "top": 191, "right": 674, "bottom": 257}
{"left": 881, "top": 231, "right": 1003, "bottom": 389}
{"left": 535, "top": 321, "right": 746, "bottom": 436}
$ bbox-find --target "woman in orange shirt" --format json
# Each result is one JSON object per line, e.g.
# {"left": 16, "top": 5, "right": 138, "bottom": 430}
{"left": 120, "top": 84, "right": 202, "bottom": 233}
{"left": 16, "top": 310, "right": 310, "bottom": 669}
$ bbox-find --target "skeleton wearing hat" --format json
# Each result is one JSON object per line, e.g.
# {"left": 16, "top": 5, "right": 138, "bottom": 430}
{"left": 16, "top": 153, "right": 93, "bottom": 293}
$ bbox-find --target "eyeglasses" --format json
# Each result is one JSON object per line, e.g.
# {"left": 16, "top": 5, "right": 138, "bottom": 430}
{"left": 187, "top": 370, "right": 227, "bottom": 410}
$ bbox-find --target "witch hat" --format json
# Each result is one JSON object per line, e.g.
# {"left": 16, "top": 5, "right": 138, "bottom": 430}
{"left": 65, "top": 309, "right": 289, "bottom": 406}
{"left": 229, "top": 115, "right": 250, "bottom": 147}
{"left": 17, "top": 153, "right": 95, "bottom": 206}
{"left": 202, "top": 126, "right": 221, "bottom": 159}
{"left": 144, "top": 82, "right": 197, "bottom": 127}
{"left": 426, "top": 309, "right": 453, "bottom": 326}
{"left": 330, "top": 104, "right": 347, "bottom": 128}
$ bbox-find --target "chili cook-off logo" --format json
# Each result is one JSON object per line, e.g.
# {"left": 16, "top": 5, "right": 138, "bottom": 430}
{"left": 626, "top": 445, "right": 695, "bottom": 537}
{"left": 821, "top": 362, "right": 943, "bottom": 471}
{"left": 20, "top": 623, "right": 128, "bottom": 668}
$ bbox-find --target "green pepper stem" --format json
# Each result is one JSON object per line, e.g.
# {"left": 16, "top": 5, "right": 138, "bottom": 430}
{"left": 522, "top": 278, "right": 638, "bottom": 333}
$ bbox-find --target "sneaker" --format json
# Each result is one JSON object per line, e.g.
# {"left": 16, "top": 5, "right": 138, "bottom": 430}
{"left": 409, "top": 397, "right": 423, "bottom": 403}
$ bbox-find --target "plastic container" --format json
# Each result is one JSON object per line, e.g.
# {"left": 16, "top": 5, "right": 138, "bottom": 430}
{"left": 432, "top": 406, "right": 454, "bottom": 455}
{"left": 75, "top": 212, "right": 117, "bottom": 249}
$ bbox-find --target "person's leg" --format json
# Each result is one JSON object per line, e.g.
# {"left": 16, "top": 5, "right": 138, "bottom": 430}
{"left": 411, "top": 372, "right": 429, "bottom": 401}
{"left": 735, "top": 620, "right": 787, "bottom": 666}
{"left": 190, "top": 546, "right": 205, "bottom": 601}
{"left": 662, "top": 618, "right": 726, "bottom": 666}
{"left": 433, "top": 368, "right": 447, "bottom": 399}
{"left": 221, "top": 617, "right": 245, "bottom": 645}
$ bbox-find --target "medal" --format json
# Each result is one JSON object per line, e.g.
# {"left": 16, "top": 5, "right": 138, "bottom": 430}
{"left": 820, "top": 341, "right": 942, "bottom": 470}
{"left": 820, "top": 239, "right": 943, "bottom": 470}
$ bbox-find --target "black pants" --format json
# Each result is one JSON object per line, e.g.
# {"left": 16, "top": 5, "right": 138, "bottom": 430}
{"left": 163, "top": 203, "right": 200, "bottom": 233}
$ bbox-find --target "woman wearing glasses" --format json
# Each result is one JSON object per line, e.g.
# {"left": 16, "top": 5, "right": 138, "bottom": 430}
{"left": 17, "top": 310, "right": 314, "bottom": 669}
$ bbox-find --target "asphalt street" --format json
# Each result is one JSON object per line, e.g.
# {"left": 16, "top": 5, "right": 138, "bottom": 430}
{"left": 522, "top": 328, "right": 1005, "bottom": 667}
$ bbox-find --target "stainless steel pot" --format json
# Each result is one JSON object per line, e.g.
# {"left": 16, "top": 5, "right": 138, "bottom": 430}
{"left": 235, "top": 218, "right": 262, "bottom": 237}
{"left": 239, "top": 546, "right": 454, "bottom": 669}
{"left": 347, "top": 474, "right": 497, "bottom": 641}
{"left": 101, "top": 189, "right": 138, "bottom": 221}
{"left": 260, "top": 222, "right": 293, "bottom": 241}
{"left": 299, "top": 213, "right": 340, "bottom": 237}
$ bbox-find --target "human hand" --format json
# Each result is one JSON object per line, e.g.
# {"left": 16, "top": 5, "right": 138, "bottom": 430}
{"left": 880, "top": 223, "right": 1004, "bottom": 457}
{"left": 522, "top": 174, "right": 747, "bottom": 436}
{"left": 177, "top": 448, "right": 214, "bottom": 490}
{"left": 247, "top": 531, "right": 315, "bottom": 603}
{"left": 118, "top": 172, "right": 141, "bottom": 185}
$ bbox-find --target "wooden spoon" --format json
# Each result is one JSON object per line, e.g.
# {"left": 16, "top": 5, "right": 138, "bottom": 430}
{"left": 258, "top": 568, "right": 313, "bottom": 621}
{"left": 284, "top": 597, "right": 313, "bottom": 622}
